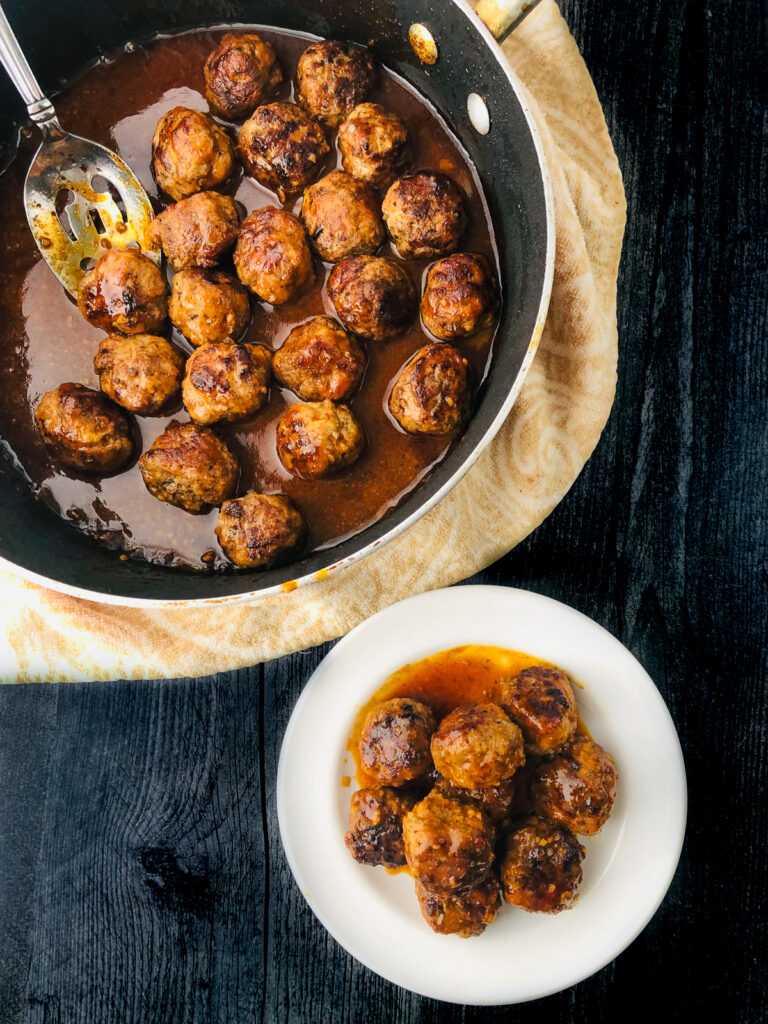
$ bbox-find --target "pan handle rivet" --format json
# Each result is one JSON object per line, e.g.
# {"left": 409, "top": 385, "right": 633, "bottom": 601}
{"left": 409, "top": 24, "right": 438, "bottom": 64}
{"left": 467, "top": 93, "right": 490, "bottom": 135}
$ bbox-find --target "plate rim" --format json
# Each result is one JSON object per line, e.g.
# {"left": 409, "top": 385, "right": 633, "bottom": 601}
{"left": 276, "top": 584, "right": 688, "bottom": 1005}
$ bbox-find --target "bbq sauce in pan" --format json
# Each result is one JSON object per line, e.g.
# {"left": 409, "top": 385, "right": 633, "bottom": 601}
{"left": 0, "top": 27, "right": 500, "bottom": 570}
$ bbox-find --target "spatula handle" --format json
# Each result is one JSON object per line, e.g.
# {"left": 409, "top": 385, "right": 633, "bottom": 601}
{"left": 0, "top": 3, "right": 59, "bottom": 130}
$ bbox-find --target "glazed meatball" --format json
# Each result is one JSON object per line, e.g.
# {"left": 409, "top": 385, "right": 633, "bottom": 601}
{"left": 499, "top": 665, "right": 578, "bottom": 756}
{"left": 215, "top": 492, "right": 305, "bottom": 568}
{"left": 94, "top": 334, "right": 184, "bottom": 415}
{"left": 152, "top": 106, "right": 236, "bottom": 201}
{"left": 327, "top": 255, "right": 416, "bottom": 341}
{"left": 338, "top": 103, "right": 410, "bottom": 188}
{"left": 403, "top": 791, "right": 494, "bottom": 897}
{"left": 296, "top": 40, "right": 376, "bottom": 129}
{"left": 500, "top": 818, "right": 585, "bottom": 914}
{"left": 273, "top": 316, "right": 365, "bottom": 401}
{"left": 344, "top": 786, "right": 417, "bottom": 869}
{"left": 233, "top": 207, "right": 313, "bottom": 305}
{"left": 138, "top": 421, "right": 238, "bottom": 513}
{"left": 431, "top": 702, "right": 525, "bottom": 789}
{"left": 301, "top": 171, "right": 384, "bottom": 263}
{"left": 415, "top": 874, "right": 500, "bottom": 937}
{"left": 359, "top": 698, "right": 436, "bottom": 787}
{"left": 389, "top": 342, "right": 471, "bottom": 435}
{"left": 421, "top": 253, "right": 499, "bottom": 340}
{"left": 34, "top": 383, "right": 135, "bottom": 474}
{"left": 182, "top": 342, "right": 272, "bottom": 424}
{"left": 276, "top": 400, "right": 365, "bottom": 479}
{"left": 77, "top": 249, "right": 167, "bottom": 335}
{"left": 204, "top": 32, "right": 282, "bottom": 120}
{"left": 238, "top": 102, "right": 330, "bottom": 202}
{"left": 150, "top": 191, "right": 240, "bottom": 271}
{"left": 531, "top": 738, "right": 618, "bottom": 836}
{"left": 169, "top": 268, "right": 250, "bottom": 348}
{"left": 432, "top": 773, "right": 528, "bottom": 826}
{"left": 382, "top": 173, "right": 466, "bottom": 259}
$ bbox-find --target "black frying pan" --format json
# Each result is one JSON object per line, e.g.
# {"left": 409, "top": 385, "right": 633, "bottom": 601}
{"left": 0, "top": 0, "right": 552, "bottom": 605}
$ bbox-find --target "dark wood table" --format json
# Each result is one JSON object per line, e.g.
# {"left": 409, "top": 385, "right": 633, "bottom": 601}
{"left": 1, "top": 0, "right": 766, "bottom": 1020}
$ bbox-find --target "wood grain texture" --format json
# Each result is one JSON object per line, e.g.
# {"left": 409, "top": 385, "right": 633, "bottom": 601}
{"left": 0, "top": 0, "right": 766, "bottom": 1021}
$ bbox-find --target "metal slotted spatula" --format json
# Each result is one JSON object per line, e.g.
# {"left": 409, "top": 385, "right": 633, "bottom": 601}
{"left": 0, "top": 3, "right": 159, "bottom": 297}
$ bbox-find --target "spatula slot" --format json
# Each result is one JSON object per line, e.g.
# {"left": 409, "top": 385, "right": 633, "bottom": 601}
{"left": 91, "top": 173, "right": 127, "bottom": 220}
{"left": 54, "top": 187, "right": 77, "bottom": 241}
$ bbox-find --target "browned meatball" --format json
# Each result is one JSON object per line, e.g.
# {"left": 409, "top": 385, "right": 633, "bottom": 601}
{"left": 34, "top": 383, "right": 135, "bottom": 474}
{"left": 276, "top": 400, "right": 364, "bottom": 479}
{"left": 138, "top": 421, "right": 238, "bottom": 513}
{"left": 327, "top": 255, "right": 416, "bottom": 341}
{"left": 77, "top": 249, "right": 167, "bottom": 335}
{"left": 421, "top": 253, "right": 499, "bottom": 340}
{"left": 150, "top": 192, "right": 240, "bottom": 271}
{"left": 389, "top": 342, "right": 471, "bottom": 435}
{"left": 344, "top": 786, "right": 417, "bottom": 869}
{"left": 359, "top": 698, "right": 436, "bottom": 787}
{"left": 152, "top": 107, "right": 236, "bottom": 201}
{"left": 296, "top": 40, "right": 376, "bottom": 129}
{"left": 531, "top": 738, "right": 618, "bottom": 836}
{"left": 204, "top": 32, "right": 282, "bottom": 120}
{"left": 432, "top": 773, "right": 528, "bottom": 826}
{"left": 431, "top": 702, "right": 525, "bottom": 789}
{"left": 338, "top": 103, "right": 410, "bottom": 188}
{"left": 238, "top": 102, "right": 330, "bottom": 202}
{"left": 403, "top": 791, "right": 494, "bottom": 897}
{"left": 169, "top": 268, "right": 251, "bottom": 348}
{"left": 301, "top": 171, "right": 385, "bottom": 263}
{"left": 273, "top": 317, "right": 365, "bottom": 401}
{"left": 415, "top": 874, "right": 500, "bottom": 937}
{"left": 500, "top": 818, "right": 585, "bottom": 914}
{"left": 382, "top": 173, "right": 466, "bottom": 259}
{"left": 233, "top": 207, "right": 313, "bottom": 305}
{"left": 499, "top": 666, "right": 578, "bottom": 756}
{"left": 94, "top": 334, "right": 184, "bottom": 415}
{"left": 215, "top": 492, "right": 305, "bottom": 568}
{"left": 182, "top": 342, "right": 272, "bottom": 424}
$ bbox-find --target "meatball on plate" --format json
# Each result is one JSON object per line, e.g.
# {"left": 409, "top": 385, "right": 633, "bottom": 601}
{"left": 278, "top": 585, "right": 686, "bottom": 1004}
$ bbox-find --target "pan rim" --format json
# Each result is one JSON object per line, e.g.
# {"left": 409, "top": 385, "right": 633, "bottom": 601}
{"left": 0, "top": 0, "right": 556, "bottom": 608}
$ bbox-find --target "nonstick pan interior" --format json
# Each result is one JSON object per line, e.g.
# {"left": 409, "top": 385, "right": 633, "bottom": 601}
{"left": 0, "top": 0, "right": 551, "bottom": 603}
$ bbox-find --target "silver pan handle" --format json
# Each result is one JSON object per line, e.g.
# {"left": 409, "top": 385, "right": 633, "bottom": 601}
{"left": 0, "top": 3, "right": 61, "bottom": 132}
{"left": 475, "top": 0, "right": 543, "bottom": 42}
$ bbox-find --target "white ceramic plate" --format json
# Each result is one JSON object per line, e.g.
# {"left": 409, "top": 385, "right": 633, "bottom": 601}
{"left": 276, "top": 586, "right": 687, "bottom": 1005}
